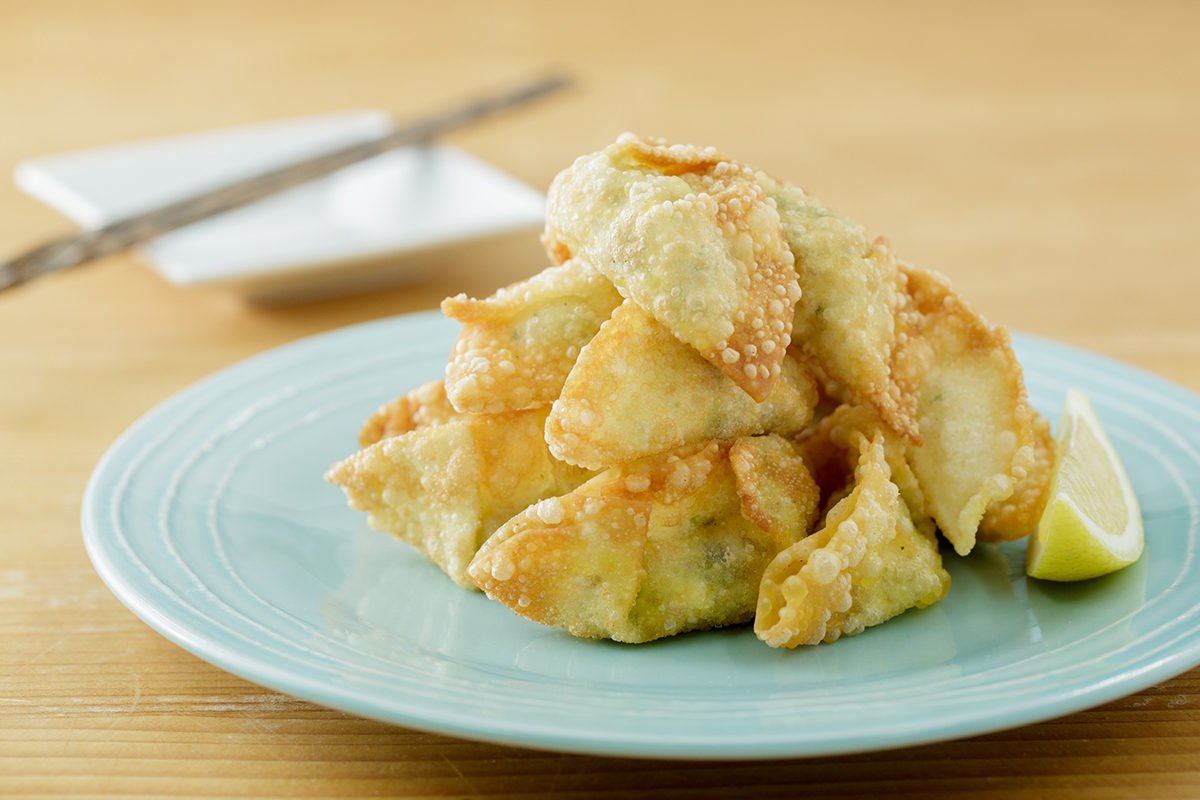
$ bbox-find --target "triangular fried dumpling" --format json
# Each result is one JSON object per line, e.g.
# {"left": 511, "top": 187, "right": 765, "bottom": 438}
{"left": 902, "top": 264, "right": 1036, "bottom": 555}
{"left": 546, "top": 299, "right": 819, "bottom": 470}
{"left": 441, "top": 259, "right": 623, "bottom": 414}
{"left": 543, "top": 135, "right": 801, "bottom": 401}
{"left": 326, "top": 407, "right": 594, "bottom": 588}
{"left": 761, "top": 174, "right": 923, "bottom": 443}
{"left": 469, "top": 494, "right": 652, "bottom": 639}
{"left": 469, "top": 437, "right": 818, "bottom": 643}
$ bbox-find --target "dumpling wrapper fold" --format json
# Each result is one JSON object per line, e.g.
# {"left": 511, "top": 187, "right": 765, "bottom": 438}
{"left": 755, "top": 432, "right": 950, "bottom": 647}
{"left": 797, "top": 403, "right": 935, "bottom": 539}
{"left": 977, "top": 410, "right": 1054, "bottom": 543}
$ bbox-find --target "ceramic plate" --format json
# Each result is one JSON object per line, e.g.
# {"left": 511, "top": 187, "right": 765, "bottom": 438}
{"left": 81, "top": 312, "right": 1200, "bottom": 759}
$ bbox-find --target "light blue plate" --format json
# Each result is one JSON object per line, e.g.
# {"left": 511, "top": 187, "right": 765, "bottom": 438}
{"left": 82, "top": 311, "right": 1200, "bottom": 760}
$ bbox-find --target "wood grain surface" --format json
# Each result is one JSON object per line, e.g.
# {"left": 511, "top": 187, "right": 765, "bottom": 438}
{"left": 3, "top": 1, "right": 1200, "bottom": 797}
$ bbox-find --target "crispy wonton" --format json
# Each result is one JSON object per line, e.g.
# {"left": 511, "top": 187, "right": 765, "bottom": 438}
{"left": 902, "top": 264, "right": 1036, "bottom": 555}
{"left": 755, "top": 432, "right": 950, "bottom": 647}
{"left": 327, "top": 407, "right": 593, "bottom": 588}
{"left": 762, "top": 175, "right": 923, "bottom": 443}
{"left": 441, "top": 259, "right": 623, "bottom": 414}
{"left": 469, "top": 436, "right": 819, "bottom": 643}
{"left": 546, "top": 299, "right": 820, "bottom": 470}
{"left": 328, "top": 134, "right": 1058, "bottom": 650}
{"left": 543, "top": 134, "right": 801, "bottom": 401}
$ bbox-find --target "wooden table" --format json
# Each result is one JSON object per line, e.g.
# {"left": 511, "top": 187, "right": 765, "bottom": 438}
{"left": 4, "top": 1, "right": 1200, "bottom": 796}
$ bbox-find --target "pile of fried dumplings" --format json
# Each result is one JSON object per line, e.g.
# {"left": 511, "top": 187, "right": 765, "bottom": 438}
{"left": 327, "top": 134, "right": 1055, "bottom": 648}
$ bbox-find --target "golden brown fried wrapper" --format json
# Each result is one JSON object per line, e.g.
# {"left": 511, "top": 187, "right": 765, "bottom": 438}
{"left": 755, "top": 433, "right": 950, "bottom": 647}
{"left": 543, "top": 135, "right": 801, "bottom": 401}
{"left": 978, "top": 410, "right": 1055, "bottom": 543}
{"left": 763, "top": 175, "right": 923, "bottom": 443}
{"left": 903, "top": 264, "right": 1035, "bottom": 555}
{"left": 546, "top": 299, "right": 819, "bottom": 470}
{"left": 326, "top": 407, "right": 594, "bottom": 588}
{"left": 358, "top": 379, "right": 463, "bottom": 448}
{"left": 441, "top": 260, "right": 623, "bottom": 414}
{"left": 469, "top": 437, "right": 819, "bottom": 643}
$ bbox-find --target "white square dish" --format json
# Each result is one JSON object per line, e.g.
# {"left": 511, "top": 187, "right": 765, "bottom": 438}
{"left": 14, "top": 111, "right": 546, "bottom": 303}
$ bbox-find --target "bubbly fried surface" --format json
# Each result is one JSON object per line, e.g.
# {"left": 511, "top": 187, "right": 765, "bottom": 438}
{"left": 755, "top": 433, "right": 950, "bottom": 647}
{"left": 469, "top": 438, "right": 817, "bottom": 643}
{"left": 543, "top": 135, "right": 801, "bottom": 402}
{"left": 441, "top": 260, "right": 623, "bottom": 414}
{"left": 978, "top": 410, "right": 1055, "bottom": 543}
{"left": 903, "top": 264, "right": 1035, "bottom": 556}
{"left": 763, "top": 175, "right": 923, "bottom": 443}
{"left": 730, "top": 434, "right": 821, "bottom": 550}
{"left": 358, "top": 379, "right": 463, "bottom": 448}
{"left": 329, "top": 134, "right": 1052, "bottom": 648}
{"left": 546, "top": 300, "right": 819, "bottom": 470}
{"left": 473, "top": 493, "right": 652, "bottom": 639}
{"left": 327, "top": 407, "right": 593, "bottom": 588}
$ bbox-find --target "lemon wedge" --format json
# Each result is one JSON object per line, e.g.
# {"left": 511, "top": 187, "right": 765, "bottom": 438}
{"left": 1026, "top": 389, "right": 1143, "bottom": 581}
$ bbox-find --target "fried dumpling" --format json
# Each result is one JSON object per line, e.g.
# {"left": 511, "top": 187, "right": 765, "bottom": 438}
{"left": 543, "top": 134, "right": 801, "bottom": 401}
{"left": 326, "top": 407, "right": 594, "bottom": 588}
{"left": 441, "top": 259, "right": 623, "bottom": 414}
{"left": 903, "top": 264, "right": 1036, "bottom": 555}
{"left": 329, "top": 133, "right": 1055, "bottom": 654}
{"left": 761, "top": 174, "right": 923, "bottom": 443}
{"left": 546, "top": 299, "right": 820, "bottom": 470}
{"left": 755, "top": 432, "right": 950, "bottom": 647}
{"left": 468, "top": 437, "right": 819, "bottom": 643}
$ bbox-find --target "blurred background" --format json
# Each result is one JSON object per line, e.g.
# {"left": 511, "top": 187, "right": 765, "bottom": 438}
{"left": 3, "top": 1, "right": 1200, "bottom": 795}
{"left": 4, "top": 2, "right": 1197, "bottom": 379}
